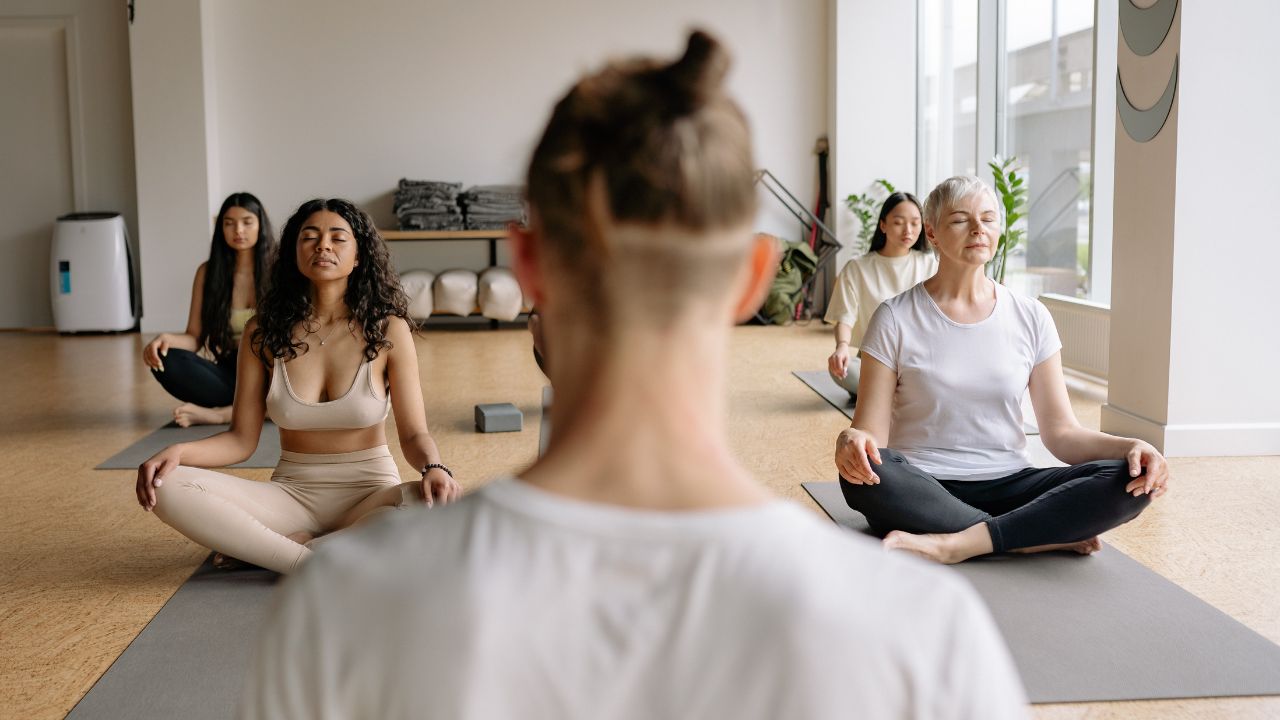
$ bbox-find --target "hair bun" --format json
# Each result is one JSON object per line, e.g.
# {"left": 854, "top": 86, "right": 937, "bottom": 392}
{"left": 664, "top": 30, "right": 730, "bottom": 114}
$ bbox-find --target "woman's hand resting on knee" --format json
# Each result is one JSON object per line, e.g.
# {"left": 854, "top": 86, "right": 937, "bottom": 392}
{"left": 420, "top": 468, "right": 462, "bottom": 508}
{"left": 828, "top": 344, "right": 852, "bottom": 379}
{"left": 137, "top": 446, "right": 183, "bottom": 511}
{"left": 142, "top": 334, "right": 172, "bottom": 371}
{"left": 835, "top": 429, "right": 882, "bottom": 485}
{"left": 1122, "top": 439, "right": 1170, "bottom": 498}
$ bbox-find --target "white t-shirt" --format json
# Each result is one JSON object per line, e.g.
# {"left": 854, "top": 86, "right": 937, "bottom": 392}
{"left": 824, "top": 250, "right": 938, "bottom": 346}
{"left": 860, "top": 282, "right": 1062, "bottom": 480}
{"left": 242, "top": 478, "right": 1027, "bottom": 720}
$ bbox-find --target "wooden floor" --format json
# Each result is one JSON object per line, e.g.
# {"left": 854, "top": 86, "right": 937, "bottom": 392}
{"left": 0, "top": 324, "right": 1276, "bottom": 719}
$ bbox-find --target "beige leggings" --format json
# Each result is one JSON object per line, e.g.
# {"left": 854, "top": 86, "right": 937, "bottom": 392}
{"left": 152, "top": 445, "right": 418, "bottom": 574}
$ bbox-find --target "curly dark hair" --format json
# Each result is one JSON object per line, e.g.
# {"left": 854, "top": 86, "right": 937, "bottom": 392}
{"left": 252, "top": 198, "right": 412, "bottom": 364}
{"left": 201, "top": 192, "right": 275, "bottom": 364}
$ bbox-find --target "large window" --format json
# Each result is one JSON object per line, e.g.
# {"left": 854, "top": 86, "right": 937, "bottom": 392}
{"left": 918, "top": 0, "right": 979, "bottom": 193}
{"left": 918, "top": 0, "right": 1102, "bottom": 300}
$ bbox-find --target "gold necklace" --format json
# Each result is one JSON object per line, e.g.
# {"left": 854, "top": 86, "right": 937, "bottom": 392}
{"left": 312, "top": 316, "right": 348, "bottom": 346}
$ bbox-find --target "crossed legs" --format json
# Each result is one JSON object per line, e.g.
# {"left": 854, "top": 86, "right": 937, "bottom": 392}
{"left": 839, "top": 449, "right": 1152, "bottom": 563}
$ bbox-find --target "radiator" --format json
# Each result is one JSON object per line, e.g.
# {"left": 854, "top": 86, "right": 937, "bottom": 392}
{"left": 1038, "top": 293, "right": 1110, "bottom": 380}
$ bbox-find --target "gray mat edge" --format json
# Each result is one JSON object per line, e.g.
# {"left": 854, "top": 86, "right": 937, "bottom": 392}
{"left": 66, "top": 555, "right": 279, "bottom": 719}
{"left": 800, "top": 480, "right": 1280, "bottom": 704}
{"left": 96, "top": 422, "right": 281, "bottom": 470}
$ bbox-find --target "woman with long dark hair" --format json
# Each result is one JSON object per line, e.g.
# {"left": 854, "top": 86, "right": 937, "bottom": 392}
{"left": 142, "top": 192, "right": 275, "bottom": 426}
{"left": 825, "top": 192, "right": 936, "bottom": 398}
{"left": 135, "top": 198, "right": 459, "bottom": 574}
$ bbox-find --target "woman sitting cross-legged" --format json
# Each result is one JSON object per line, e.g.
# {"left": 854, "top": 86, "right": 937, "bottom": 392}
{"left": 825, "top": 191, "right": 936, "bottom": 398}
{"left": 142, "top": 192, "right": 275, "bottom": 427}
{"left": 834, "top": 175, "right": 1169, "bottom": 564}
{"left": 135, "top": 198, "right": 460, "bottom": 574}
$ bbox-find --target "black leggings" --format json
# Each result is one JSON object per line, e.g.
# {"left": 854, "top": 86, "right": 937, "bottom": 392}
{"left": 150, "top": 348, "right": 236, "bottom": 408}
{"left": 840, "top": 448, "right": 1151, "bottom": 553}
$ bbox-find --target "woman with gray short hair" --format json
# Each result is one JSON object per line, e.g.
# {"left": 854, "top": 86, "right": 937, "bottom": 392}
{"left": 834, "top": 175, "right": 1169, "bottom": 564}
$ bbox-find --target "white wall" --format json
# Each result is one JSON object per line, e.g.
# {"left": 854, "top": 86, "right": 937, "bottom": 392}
{"left": 1166, "top": 0, "right": 1280, "bottom": 437}
{"left": 0, "top": 0, "right": 136, "bottom": 328}
{"left": 828, "top": 0, "right": 917, "bottom": 270}
{"left": 135, "top": 0, "right": 827, "bottom": 331}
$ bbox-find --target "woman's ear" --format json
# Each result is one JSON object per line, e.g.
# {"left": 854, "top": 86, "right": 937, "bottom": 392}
{"left": 508, "top": 221, "right": 546, "bottom": 308}
{"left": 733, "top": 233, "right": 781, "bottom": 323}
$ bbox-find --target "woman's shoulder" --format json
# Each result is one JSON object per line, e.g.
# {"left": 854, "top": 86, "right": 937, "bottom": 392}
{"left": 996, "top": 284, "right": 1055, "bottom": 328}
{"left": 384, "top": 315, "right": 413, "bottom": 335}
{"left": 382, "top": 315, "right": 417, "bottom": 349}
{"left": 997, "top": 283, "right": 1046, "bottom": 313}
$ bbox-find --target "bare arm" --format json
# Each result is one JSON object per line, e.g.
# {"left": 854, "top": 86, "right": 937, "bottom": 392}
{"left": 833, "top": 322, "right": 853, "bottom": 347}
{"left": 834, "top": 354, "right": 896, "bottom": 484}
{"left": 827, "top": 322, "right": 855, "bottom": 378}
{"left": 136, "top": 320, "right": 268, "bottom": 509}
{"left": 385, "top": 318, "right": 459, "bottom": 504}
{"left": 141, "top": 264, "right": 204, "bottom": 369}
{"left": 1028, "top": 352, "right": 1169, "bottom": 496}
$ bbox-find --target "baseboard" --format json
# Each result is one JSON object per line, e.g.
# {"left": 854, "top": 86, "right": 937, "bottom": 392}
{"left": 1101, "top": 404, "right": 1280, "bottom": 457}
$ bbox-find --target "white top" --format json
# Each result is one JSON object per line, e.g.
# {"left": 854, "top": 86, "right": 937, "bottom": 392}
{"left": 824, "top": 250, "right": 938, "bottom": 346}
{"left": 242, "top": 478, "right": 1028, "bottom": 720}
{"left": 860, "top": 282, "right": 1062, "bottom": 480}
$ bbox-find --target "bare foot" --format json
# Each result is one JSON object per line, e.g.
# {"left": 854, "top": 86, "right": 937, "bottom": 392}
{"left": 883, "top": 530, "right": 963, "bottom": 564}
{"left": 1012, "top": 536, "right": 1102, "bottom": 556}
{"left": 173, "top": 404, "right": 232, "bottom": 427}
{"left": 212, "top": 552, "right": 246, "bottom": 570}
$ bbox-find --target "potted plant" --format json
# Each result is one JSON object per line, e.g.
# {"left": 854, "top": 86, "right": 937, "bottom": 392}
{"left": 987, "top": 156, "right": 1027, "bottom": 284}
{"left": 844, "top": 179, "right": 896, "bottom": 255}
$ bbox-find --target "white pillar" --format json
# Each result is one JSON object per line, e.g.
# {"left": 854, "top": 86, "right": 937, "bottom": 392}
{"left": 129, "top": 0, "right": 216, "bottom": 333}
{"left": 828, "top": 0, "right": 917, "bottom": 270}
{"left": 1102, "top": 0, "right": 1280, "bottom": 456}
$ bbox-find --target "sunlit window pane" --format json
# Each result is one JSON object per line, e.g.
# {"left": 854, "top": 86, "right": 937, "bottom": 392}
{"left": 918, "top": 0, "right": 979, "bottom": 193}
{"left": 1000, "top": 0, "right": 1095, "bottom": 299}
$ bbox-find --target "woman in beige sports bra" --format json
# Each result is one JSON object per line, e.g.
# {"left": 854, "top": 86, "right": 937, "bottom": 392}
{"left": 142, "top": 192, "right": 276, "bottom": 427}
{"left": 135, "top": 198, "right": 460, "bottom": 574}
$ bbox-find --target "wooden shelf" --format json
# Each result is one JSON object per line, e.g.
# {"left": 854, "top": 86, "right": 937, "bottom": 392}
{"left": 380, "top": 229, "right": 508, "bottom": 241}
{"left": 380, "top": 228, "right": 517, "bottom": 328}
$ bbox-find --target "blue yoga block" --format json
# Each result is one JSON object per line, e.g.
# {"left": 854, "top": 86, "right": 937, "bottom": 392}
{"left": 475, "top": 403, "right": 523, "bottom": 433}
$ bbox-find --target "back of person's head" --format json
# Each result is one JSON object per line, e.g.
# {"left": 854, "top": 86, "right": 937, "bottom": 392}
{"left": 922, "top": 175, "right": 999, "bottom": 231}
{"left": 867, "top": 192, "right": 928, "bottom": 254}
{"left": 524, "top": 30, "right": 760, "bottom": 330}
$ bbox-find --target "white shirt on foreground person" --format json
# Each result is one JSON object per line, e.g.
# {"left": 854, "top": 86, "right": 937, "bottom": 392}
{"left": 241, "top": 478, "right": 1028, "bottom": 720}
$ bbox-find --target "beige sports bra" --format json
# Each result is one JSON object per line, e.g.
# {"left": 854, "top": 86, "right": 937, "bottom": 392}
{"left": 266, "top": 358, "right": 390, "bottom": 431}
{"left": 229, "top": 307, "right": 255, "bottom": 341}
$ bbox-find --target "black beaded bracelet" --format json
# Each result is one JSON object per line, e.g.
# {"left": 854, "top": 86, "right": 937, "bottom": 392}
{"left": 422, "top": 463, "right": 453, "bottom": 478}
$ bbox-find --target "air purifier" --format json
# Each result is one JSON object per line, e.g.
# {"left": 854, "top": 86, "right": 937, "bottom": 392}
{"left": 50, "top": 212, "right": 138, "bottom": 332}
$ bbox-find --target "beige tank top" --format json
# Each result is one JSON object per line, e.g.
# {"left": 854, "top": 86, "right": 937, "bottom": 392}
{"left": 266, "top": 358, "right": 390, "bottom": 431}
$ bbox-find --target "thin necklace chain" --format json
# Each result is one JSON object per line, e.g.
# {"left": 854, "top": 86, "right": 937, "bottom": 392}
{"left": 310, "top": 315, "right": 349, "bottom": 346}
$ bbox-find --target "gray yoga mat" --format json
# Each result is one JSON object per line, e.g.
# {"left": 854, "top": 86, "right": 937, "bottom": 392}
{"left": 792, "top": 369, "right": 1039, "bottom": 435}
{"left": 97, "top": 422, "right": 281, "bottom": 469}
{"left": 66, "top": 556, "right": 278, "bottom": 720}
{"left": 801, "top": 480, "right": 1280, "bottom": 704}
